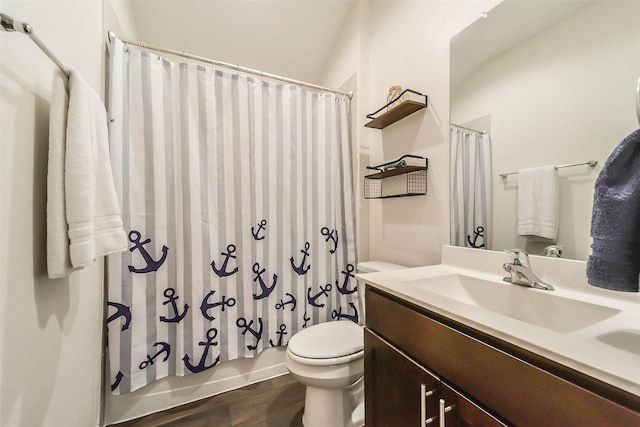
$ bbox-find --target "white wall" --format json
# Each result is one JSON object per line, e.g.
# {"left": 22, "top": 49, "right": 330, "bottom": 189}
{"left": 104, "top": 0, "right": 140, "bottom": 42}
{"left": 0, "top": 1, "right": 104, "bottom": 426}
{"left": 321, "top": 0, "right": 498, "bottom": 268}
{"left": 451, "top": 1, "right": 640, "bottom": 260}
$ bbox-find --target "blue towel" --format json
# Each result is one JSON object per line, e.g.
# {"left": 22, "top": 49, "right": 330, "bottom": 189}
{"left": 587, "top": 129, "right": 640, "bottom": 291}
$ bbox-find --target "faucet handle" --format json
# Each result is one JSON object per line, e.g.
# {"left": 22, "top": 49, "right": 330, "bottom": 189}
{"left": 504, "top": 249, "right": 530, "bottom": 266}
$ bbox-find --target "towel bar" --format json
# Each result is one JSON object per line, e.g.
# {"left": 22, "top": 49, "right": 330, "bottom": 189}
{"left": 499, "top": 160, "right": 597, "bottom": 179}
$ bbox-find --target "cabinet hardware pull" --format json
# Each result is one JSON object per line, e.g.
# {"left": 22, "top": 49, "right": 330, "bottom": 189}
{"left": 438, "top": 398, "right": 454, "bottom": 427}
{"left": 421, "top": 384, "right": 426, "bottom": 427}
{"left": 421, "top": 384, "right": 436, "bottom": 427}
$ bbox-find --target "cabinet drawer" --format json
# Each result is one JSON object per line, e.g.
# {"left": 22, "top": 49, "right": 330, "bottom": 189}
{"left": 366, "top": 287, "right": 640, "bottom": 426}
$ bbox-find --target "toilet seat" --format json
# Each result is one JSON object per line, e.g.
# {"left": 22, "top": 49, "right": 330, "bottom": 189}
{"left": 287, "top": 320, "right": 364, "bottom": 366}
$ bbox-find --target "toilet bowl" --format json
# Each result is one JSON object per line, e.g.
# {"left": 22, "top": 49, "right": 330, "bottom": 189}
{"left": 286, "top": 321, "right": 364, "bottom": 427}
{"left": 285, "top": 261, "right": 406, "bottom": 427}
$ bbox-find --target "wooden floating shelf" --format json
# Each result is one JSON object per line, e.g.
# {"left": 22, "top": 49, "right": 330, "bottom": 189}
{"left": 370, "top": 192, "right": 427, "bottom": 199}
{"left": 364, "top": 155, "right": 428, "bottom": 199}
{"left": 365, "top": 89, "right": 428, "bottom": 129}
{"left": 365, "top": 101, "right": 427, "bottom": 129}
{"left": 364, "top": 165, "right": 427, "bottom": 179}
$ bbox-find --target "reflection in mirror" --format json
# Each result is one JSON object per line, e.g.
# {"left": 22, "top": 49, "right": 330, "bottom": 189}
{"left": 450, "top": 0, "right": 640, "bottom": 261}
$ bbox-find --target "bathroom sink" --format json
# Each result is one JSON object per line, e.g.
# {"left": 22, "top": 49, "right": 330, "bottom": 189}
{"left": 406, "top": 274, "right": 621, "bottom": 333}
{"left": 597, "top": 330, "right": 640, "bottom": 355}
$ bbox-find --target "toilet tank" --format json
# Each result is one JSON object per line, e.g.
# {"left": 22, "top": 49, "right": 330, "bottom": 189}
{"left": 357, "top": 261, "right": 406, "bottom": 273}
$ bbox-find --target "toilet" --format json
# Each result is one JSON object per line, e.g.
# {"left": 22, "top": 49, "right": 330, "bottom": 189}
{"left": 285, "top": 261, "right": 406, "bottom": 427}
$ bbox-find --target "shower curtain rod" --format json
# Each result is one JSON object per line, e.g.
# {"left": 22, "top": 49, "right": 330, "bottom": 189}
{"left": 451, "top": 123, "right": 487, "bottom": 134}
{"left": 108, "top": 31, "right": 353, "bottom": 99}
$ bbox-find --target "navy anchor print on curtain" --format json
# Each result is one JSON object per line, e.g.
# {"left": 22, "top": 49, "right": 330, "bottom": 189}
{"left": 466, "top": 226, "right": 486, "bottom": 248}
{"left": 106, "top": 37, "right": 358, "bottom": 394}
{"left": 159, "top": 288, "right": 189, "bottom": 323}
{"left": 127, "top": 230, "right": 168, "bottom": 273}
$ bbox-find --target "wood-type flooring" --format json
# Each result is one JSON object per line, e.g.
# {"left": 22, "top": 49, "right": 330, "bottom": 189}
{"left": 109, "top": 374, "right": 305, "bottom": 427}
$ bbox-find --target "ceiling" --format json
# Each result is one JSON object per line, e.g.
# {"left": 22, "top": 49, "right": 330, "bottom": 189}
{"left": 130, "top": 0, "right": 356, "bottom": 85}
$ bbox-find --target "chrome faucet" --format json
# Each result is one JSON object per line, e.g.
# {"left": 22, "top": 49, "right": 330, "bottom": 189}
{"left": 543, "top": 245, "right": 563, "bottom": 258}
{"left": 503, "top": 249, "right": 554, "bottom": 291}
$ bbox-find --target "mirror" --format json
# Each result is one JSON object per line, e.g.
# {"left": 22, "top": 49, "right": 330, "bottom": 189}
{"left": 450, "top": 0, "right": 640, "bottom": 260}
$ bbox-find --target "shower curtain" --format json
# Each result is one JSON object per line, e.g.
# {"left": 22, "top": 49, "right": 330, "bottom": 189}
{"left": 450, "top": 127, "right": 492, "bottom": 249}
{"left": 106, "top": 38, "right": 358, "bottom": 394}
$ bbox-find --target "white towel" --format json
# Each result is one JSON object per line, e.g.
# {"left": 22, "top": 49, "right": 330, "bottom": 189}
{"left": 47, "top": 70, "right": 76, "bottom": 278}
{"left": 517, "top": 165, "right": 559, "bottom": 241}
{"left": 46, "top": 68, "right": 127, "bottom": 279}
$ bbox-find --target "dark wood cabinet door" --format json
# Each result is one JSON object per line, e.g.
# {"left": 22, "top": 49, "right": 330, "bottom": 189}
{"left": 441, "top": 382, "right": 507, "bottom": 427}
{"left": 365, "top": 329, "right": 440, "bottom": 427}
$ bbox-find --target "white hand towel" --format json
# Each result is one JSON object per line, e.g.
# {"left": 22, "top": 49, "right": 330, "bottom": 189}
{"left": 46, "top": 67, "right": 127, "bottom": 278}
{"left": 517, "top": 165, "right": 559, "bottom": 241}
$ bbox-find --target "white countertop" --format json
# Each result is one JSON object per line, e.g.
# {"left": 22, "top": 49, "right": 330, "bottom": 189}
{"left": 357, "top": 245, "right": 640, "bottom": 397}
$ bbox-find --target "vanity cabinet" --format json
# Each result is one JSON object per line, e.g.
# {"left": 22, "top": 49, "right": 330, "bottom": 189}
{"left": 365, "top": 328, "right": 505, "bottom": 426}
{"left": 365, "top": 286, "right": 640, "bottom": 426}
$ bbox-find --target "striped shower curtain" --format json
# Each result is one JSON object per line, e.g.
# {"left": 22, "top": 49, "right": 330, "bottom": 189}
{"left": 106, "top": 38, "right": 358, "bottom": 394}
{"left": 450, "top": 127, "right": 492, "bottom": 250}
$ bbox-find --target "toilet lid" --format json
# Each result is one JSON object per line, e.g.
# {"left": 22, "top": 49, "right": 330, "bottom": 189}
{"left": 288, "top": 321, "right": 363, "bottom": 359}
